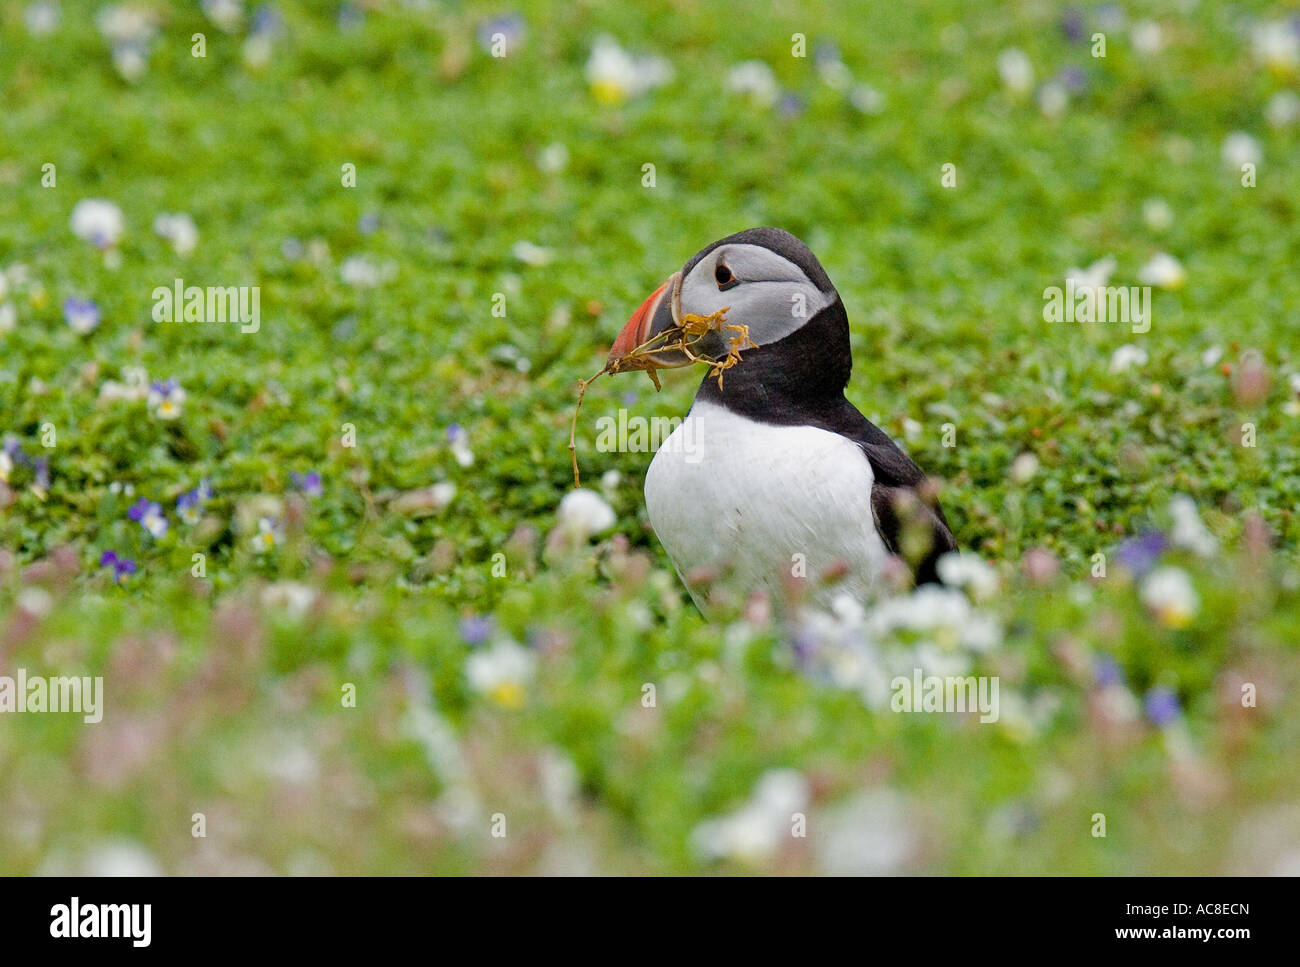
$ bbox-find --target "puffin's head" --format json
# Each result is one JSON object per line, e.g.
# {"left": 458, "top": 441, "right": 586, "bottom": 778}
{"left": 610, "top": 227, "right": 843, "bottom": 371}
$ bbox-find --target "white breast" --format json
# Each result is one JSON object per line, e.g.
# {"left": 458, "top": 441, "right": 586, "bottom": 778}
{"left": 644, "top": 400, "right": 889, "bottom": 616}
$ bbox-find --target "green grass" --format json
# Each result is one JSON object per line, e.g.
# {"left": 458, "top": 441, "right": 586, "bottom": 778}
{"left": 1, "top": 0, "right": 1298, "bottom": 874}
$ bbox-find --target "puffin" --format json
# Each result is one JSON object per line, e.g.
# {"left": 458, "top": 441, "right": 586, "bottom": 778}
{"left": 607, "top": 227, "right": 956, "bottom": 616}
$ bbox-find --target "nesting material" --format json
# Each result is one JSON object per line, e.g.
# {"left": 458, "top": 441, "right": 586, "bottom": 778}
{"left": 568, "top": 307, "right": 756, "bottom": 487}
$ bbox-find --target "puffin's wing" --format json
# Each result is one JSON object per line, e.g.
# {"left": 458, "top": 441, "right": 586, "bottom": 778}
{"left": 846, "top": 421, "right": 958, "bottom": 585}
{"left": 869, "top": 482, "right": 957, "bottom": 585}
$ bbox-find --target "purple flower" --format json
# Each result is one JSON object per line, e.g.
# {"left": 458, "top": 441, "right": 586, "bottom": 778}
{"left": 291, "top": 470, "right": 323, "bottom": 498}
{"left": 1058, "top": 66, "right": 1088, "bottom": 94}
{"left": 128, "top": 498, "right": 168, "bottom": 538}
{"left": 779, "top": 92, "right": 806, "bottom": 118}
{"left": 814, "top": 42, "right": 842, "bottom": 69}
{"left": 63, "top": 297, "right": 101, "bottom": 335}
{"left": 447, "top": 425, "right": 475, "bottom": 467}
{"left": 100, "top": 550, "right": 137, "bottom": 583}
{"left": 252, "top": 4, "right": 283, "bottom": 37}
{"left": 147, "top": 378, "right": 186, "bottom": 419}
{"left": 358, "top": 212, "right": 380, "bottom": 235}
{"left": 1116, "top": 531, "right": 1166, "bottom": 577}
{"left": 1144, "top": 686, "right": 1181, "bottom": 728}
{"left": 1060, "top": 9, "right": 1085, "bottom": 43}
{"left": 459, "top": 615, "right": 493, "bottom": 645}
{"left": 1093, "top": 655, "right": 1123, "bottom": 688}
{"left": 33, "top": 457, "right": 49, "bottom": 490}
{"left": 790, "top": 628, "right": 819, "bottom": 668}
{"left": 337, "top": 2, "right": 363, "bottom": 31}
{"left": 176, "top": 489, "right": 202, "bottom": 525}
{"left": 251, "top": 516, "right": 282, "bottom": 552}
{"left": 476, "top": 14, "right": 525, "bottom": 54}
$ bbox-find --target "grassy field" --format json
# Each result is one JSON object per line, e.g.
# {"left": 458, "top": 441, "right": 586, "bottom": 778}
{"left": 1, "top": 0, "right": 1298, "bottom": 874}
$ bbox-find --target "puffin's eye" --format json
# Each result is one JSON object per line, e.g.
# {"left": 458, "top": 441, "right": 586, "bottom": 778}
{"left": 714, "top": 263, "right": 737, "bottom": 290}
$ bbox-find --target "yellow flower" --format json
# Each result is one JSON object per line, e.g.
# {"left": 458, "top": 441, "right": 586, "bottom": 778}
{"left": 466, "top": 640, "right": 536, "bottom": 709}
{"left": 489, "top": 682, "right": 526, "bottom": 709}
{"left": 590, "top": 80, "right": 626, "bottom": 105}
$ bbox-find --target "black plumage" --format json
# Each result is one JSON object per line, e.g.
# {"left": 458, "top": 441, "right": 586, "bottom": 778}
{"left": 691, "top": 244, "right": 957, "bottom": 584}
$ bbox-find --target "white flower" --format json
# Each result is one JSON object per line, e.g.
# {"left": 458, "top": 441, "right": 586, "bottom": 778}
{"left": 1137, "top": 252, "right": 1186, "bottom": 290}
{"left": 111, "top": 45, "right": 147, "bottom": 81}
{"left": 1202, "top": 345, "right": 1224, "bottom": 367}
{"left": 915, "top": 640, "right": 973, "bottom": 678}
{"left": 141, "top": 505, "right": 167, "bottom": 539}
{"left": 1266, "top": 91, "right": 1300, "bottom": 129}
{"left": 555, "top": 488, "right": 616, "bottom": 538}
{"left": 146, "top": 379, "right": 185, "bottom": 420}
{"left": 0, "top": 451, "right": 11, "bottom": 482}
{"left": 1141, "top": 566, "right": 1199, "bottom": 628}
{"left": 39, "top": 839, "right": 162, "bottom": 877}
{"left": 430, "top": 482, "right": 456, "bottom": 509}
{"left": 814, "top": 789, "right": 917, "bottom": 875}
{"left": 600, "top": 469, "right": 622, "bottom": 491}
{"left": 936, "top": 551, "right": 999, "bottom": 601}
{"left": 726, "top": 61, "right": 779, "bottom": 107}
{"left": 1109, "top": 344, "right": 1149, "bottom": 372}
{"left": 17, "top": 587, "right": 54, "bottom": 618}
{"left": 816, "top": 53, "right": 852, "bottom": 91}
{"left": 1130, "top": 20, "right": 1164, "bottom": 56}
{"left": 1065, "top": 255, "right": 1116, "bottom": 296}
{"left": 511, "top": 240, "right": 553, "bottom": 267}
{"left": 448, "top": 425, "right": 474, "bottom": 467}
{"left": 537, "top": 143, "right": 569, "bottom": 174}
{"left": 585, "top": 35, "right": 673, "bottom": 104}
{"left": 97, "top": 5, "right": 157, "bottom": 82}
{"left": 868, "top": 584, "right": 1002, "bottom": 652}
{"left": 1168, "top": 495, "right": 1218, "bottom": 558}
{"left": 201, "top": 0, "right": 244, "bottom": 33}
{"left": 260, "top": 581, "right": 317, "bottom": 619}
{"left": 1038, "top": 81, "right": 1068, "bottom": 119}
{"left": 96, "top": 4, "right": 154, "bottom": 44}
{"left": 339, "top": 255, "right": 395, "bottom": 287}
{"left": 996, "top": 48, "right": 1034, "bottom": 97}
{"left": 99, "top": 366, "right": 149, "bottom": 403}
{"left": 690, "top": 769, "right": 809, "bottom": 864}
{"left": 1222, "top": 131, "right": 1262, "bottom": 170}
{"left": 70, "top": 199, "right": 124, "bottom": 248}
{"left": 849, "top": 84, "right": 886, "bottom": 115}
{"left": 153, "top": 213, "right": 198, "bottom": 256}
{"left": 251, "top": 516, "right": 283, "bottom": 553}
{"left": 1010, "top": 452, "right": 1039, "bottom": 484}
{"left": 0, "top": 302, "right": 15, "bottom": 334}
{"left": 1142, "top": 198, "right": 1173, "bottom": 231}
{"left": 465, "top": 639, "right": 536, "bottom": 708}
{"left": 63, "top": 298, "right": 100, "bottom": 334}
{"left": 389, "top": 482, "right": 456, "bottom": 516}
{"left": 1252, "top": 20, "right": 1300, "bottom": 74}
{"left": 24, "top": 2, "right": 60, "bottom": 36}
{"left": 243, "top": 31, "right": 273, "bottom": 69}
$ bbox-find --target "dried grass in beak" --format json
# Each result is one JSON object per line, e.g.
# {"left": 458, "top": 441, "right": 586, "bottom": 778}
{"left": 568, "top": 307, "right": 757, "bottom": 487}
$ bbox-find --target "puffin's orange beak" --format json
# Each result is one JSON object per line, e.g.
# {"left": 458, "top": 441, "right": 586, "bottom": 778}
{"left": 609, "top": 271, "right": 687, "bottom": 366}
